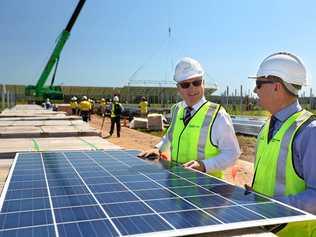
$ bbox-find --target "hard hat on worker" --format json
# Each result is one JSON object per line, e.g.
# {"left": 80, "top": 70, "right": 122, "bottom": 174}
{"left": 82, "top": 96, "right": 87, "bottom": 100}
{"left": 250, "top": 52, "right": 308, "bottom": 86}
{"left": 113, "top": 96, "right": 119, "bottom": 102}
{"left": 174, "top": 57, "right": 204, "bottom": 82}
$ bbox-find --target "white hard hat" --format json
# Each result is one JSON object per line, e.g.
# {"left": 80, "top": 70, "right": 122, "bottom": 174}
{"left": 251, "top": 52, "right": 308, "bottom": 86}
{"left": 73, "top": 96, "right": 77, "bottom": 100}
{"left": 82, "top": 96, "right": 87, "bottom": 100}
{"left": 113, "top": 96, "right": 119, "bottom": 102}
{"left": 174, "top": 57, "right": 204, "bottom": 82}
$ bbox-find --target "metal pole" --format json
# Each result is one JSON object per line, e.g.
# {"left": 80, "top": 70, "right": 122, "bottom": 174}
{"left": 310, "top": 88, "right": 313, "bottom": 110}
{"left": 1, "top": 84, "right": 5, "bottom": 111}
{"left": 7, "top": 91, "right": 10, "bottom": 108}
{"left": 240, "top": 85, "right": 243, "bottom": 112}
{"left": 226, "top": 86, "right": 229, "bottom": 107}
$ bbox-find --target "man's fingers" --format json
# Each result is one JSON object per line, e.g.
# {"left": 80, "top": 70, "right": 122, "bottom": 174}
{"left": 183, "top": 160, "right": 195, "bottom": 168}
{"left": 137, "top": 151, "right": 150, "bottom": 158}
{"left": 137, "top": 151, "right": 145, "bottom": 157}
{"left": 138, "top": 149, "right": 159, "bottom": 158}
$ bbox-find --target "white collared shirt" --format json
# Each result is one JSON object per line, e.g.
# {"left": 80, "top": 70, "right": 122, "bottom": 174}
{"left": 156, "top": 97, "right": 241, "bottom": 172}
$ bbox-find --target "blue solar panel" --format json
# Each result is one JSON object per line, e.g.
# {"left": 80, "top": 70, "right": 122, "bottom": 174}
{"left": 0, "top": 149, "right": 314, "bottom": 237}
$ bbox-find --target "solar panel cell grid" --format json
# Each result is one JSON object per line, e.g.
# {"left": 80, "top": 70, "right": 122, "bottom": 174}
{"left": 0, "top": 149, "right": 314, "bottom": 237}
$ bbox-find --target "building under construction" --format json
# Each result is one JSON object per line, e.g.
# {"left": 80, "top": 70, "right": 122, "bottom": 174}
{"left": 2, "top": 83, "right": 217, "bottom": 105}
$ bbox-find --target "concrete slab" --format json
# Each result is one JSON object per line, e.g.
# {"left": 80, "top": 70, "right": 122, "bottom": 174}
{"left": 0, "top": 136, "right": 120, "bottom": 158}
{"left": 0, "top": 121, "right": 14, "bottom": 126}
{"left": 0, "top": 105, "right": 99, "bottom": 138}
{"left": 35, "top": 136, "right": 121, "bottom": 151}
{"left": 0, "top": 116, "right": 81, "bottom": 121}
{"left": 0, "top": 126, "right": 43, "bottom": 138}
{"left": 43, "top": 120, "right": 83, "bottom": 126}
{"left": 0, "top": 105, "right": 67, "bottom": 118}
{"left": 0, "top": 111, "right": 67, "bottom": 118}
{"left": 11, "top": 120, "right": 45, "bottom": 126}
{"left": 0, "top": 138, "right": 34, "bottom": 156}
{"left": 41, "top": 125, "right": 100, "bottom": 137}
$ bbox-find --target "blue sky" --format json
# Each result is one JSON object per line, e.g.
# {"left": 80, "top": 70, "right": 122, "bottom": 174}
{"left": 1, "top": 0, "right": 316, "bottom": 96}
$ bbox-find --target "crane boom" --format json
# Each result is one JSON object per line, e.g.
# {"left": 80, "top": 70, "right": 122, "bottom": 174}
{"left": 26, "top": 0, "right": 86, "bottom": 101}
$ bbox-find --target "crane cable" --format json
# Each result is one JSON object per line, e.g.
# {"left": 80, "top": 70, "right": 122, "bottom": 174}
{"left": 126, "top": 30, "right": 172, "bottom": 84}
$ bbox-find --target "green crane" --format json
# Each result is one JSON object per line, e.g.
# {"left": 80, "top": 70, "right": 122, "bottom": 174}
{"left": 25, "top": 0, "right": 86, "bottom": 102}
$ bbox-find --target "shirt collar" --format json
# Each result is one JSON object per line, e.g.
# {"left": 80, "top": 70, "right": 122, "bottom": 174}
{"left": 274, "top": 100, "right": 302, "bottom": 122}
{"left": 182, "top": 97, "right": 207, "bottom": 112}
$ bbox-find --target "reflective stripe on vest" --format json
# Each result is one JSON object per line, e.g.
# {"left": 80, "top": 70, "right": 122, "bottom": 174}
{"left": 254, "top": 110, "right": 312, "bottom": 196}
{"left": 168, "top": 101, "right": 222, "bottom": 177}
{"left": 197, "top": 104, "right": 218, "bottom": 160}
{"left": 167, "top": 102, "right": 181, "bottom": 154}
{"left": 274, "top": 110, "right": 312, "bottom": 195}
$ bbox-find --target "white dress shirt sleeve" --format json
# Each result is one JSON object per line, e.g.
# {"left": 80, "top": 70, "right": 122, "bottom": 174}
{"left": 203, "top": 108, "right": 241, "bottom": 172}
{"left": 155, "top": 133, "right": 170, "bottom": 152}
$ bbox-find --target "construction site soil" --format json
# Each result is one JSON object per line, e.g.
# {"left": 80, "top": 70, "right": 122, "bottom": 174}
{"left": 90, "top": 115, "right": 256, "bottom": 187}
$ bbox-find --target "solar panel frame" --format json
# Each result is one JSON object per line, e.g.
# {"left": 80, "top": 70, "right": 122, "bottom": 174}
{"left": 0, "top": 149, "right": 315, "bottom": 237}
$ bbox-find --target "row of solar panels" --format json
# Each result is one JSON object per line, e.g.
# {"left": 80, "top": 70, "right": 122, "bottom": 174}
{"left": 0, "top": 150, "right": 313, "bottom": 237}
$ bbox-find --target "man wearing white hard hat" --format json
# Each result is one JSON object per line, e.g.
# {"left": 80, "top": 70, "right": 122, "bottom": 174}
{"left": 70, "top": 96, "right": 78, "bottom": 115}
{"left": 250, "top": 52, "right": 316, "bottom": 236}
{"left": 139, "top": 57, "right": 240, "bottom": 178}
{"left": 107, "top": 95, "right": 124, "bottom": 137}
{"left": 79, "top": 96, "right": 91, "bottom": 122}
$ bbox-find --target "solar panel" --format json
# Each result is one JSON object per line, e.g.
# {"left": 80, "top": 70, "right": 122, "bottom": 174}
{"left": 0, "top": 149, "right": 314, "bottom": 237}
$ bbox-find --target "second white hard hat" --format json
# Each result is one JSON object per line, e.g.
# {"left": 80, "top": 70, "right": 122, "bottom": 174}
{"left": 113, "top": 96, "right": 119, "bottom": 102}
{"left": 174, "top": 57, "right": 204, "bottom": 82}
{"left": 252, "top": 52, "right": 308, "bottom": 86}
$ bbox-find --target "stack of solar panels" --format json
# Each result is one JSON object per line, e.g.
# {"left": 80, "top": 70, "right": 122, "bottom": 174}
{"left": 0, "top": 150, "right": 314, "bottom": 236}
{"left": 231, "top": 116, "right": 266, "bottom": 136}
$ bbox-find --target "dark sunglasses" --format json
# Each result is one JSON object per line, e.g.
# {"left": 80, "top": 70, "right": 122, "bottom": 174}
{"left": 256, "top": 80, "right": 275, "bottom": 89}
{"left": 178, "top": 80, "right": 203, "bottom": 89}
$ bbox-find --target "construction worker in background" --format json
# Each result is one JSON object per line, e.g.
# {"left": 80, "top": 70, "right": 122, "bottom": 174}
{"left": 139, "top": 96, "right": 149, "bottom": 117}
{"left": 107, "top": 95, "right": 124, "bottom": 137}
{"left": 100, "top": 98, "right": 107, "bottom": 116}
{"left": 79, "top": 96, "right": 91, "bottom": 122}
{"left": 249, "top": 52, "right": 316, "bottom": 236}
{"left": 70, "top": 96, "right": 78, "bottom": 115}
{"left": 88, "top": 98, "right": 94, "bottom": 121}
{"left": 44, "top": 98, "right": 52, "bottom": 110}
{"left": 138, "top": 57, "right": 240, "bottom": 178}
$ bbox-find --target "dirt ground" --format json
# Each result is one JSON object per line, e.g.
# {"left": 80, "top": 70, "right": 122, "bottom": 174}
{"left": 89, "top": 115, "right": 256, "bottom": 187}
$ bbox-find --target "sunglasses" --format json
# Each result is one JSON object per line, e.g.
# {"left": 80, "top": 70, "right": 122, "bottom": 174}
{"left": 256, "top": 80, "right": 275, "bottom": 89}
{"left": 178, "top": 80, "right": 203, "bottom": 89}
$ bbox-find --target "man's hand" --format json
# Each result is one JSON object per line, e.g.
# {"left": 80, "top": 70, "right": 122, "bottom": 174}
{"left": 137, "top": 149, "right": 160, "bottom": 160}
{"left": 183, "top": 160, "right": 206, "bottom": 172}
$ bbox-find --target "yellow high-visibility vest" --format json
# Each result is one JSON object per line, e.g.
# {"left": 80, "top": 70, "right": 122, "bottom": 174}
{"left": 253, "top": 110, "right": 316, "bottom": 237}
{"left": 166, "top": 101, "right": 223, "bottom": 178}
